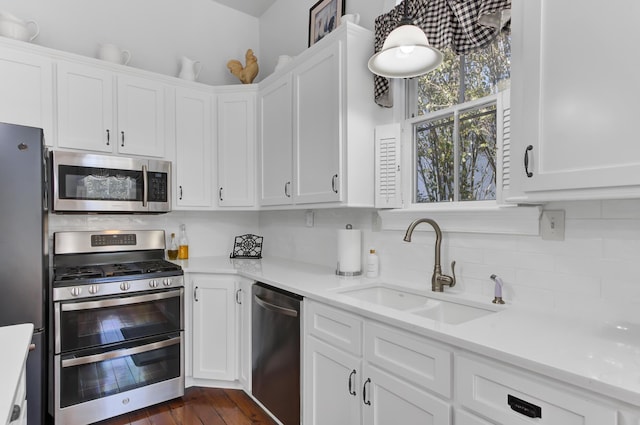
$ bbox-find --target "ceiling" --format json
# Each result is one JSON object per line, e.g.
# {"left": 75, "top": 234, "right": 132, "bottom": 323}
{"left": 212, "top": 0, "right": 276, "bottom": 17}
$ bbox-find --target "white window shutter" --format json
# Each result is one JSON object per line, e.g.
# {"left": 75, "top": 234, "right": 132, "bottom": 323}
{"left": 496, "top": 89, "right": 511, "bottom": 204}
{"left": 375, "top": 123, "right": 403, "bottom": 208}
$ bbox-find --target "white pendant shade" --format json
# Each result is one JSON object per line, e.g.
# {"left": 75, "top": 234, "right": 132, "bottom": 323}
{"left": 368, "top": 24, "right": 443, "bottom": 78}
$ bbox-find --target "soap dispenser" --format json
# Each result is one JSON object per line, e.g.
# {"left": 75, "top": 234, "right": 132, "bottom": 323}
{"left": 366, "top": 248, "right": 379, "bottom": 278}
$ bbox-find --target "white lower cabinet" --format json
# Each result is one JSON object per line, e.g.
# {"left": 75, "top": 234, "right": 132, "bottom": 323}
{"left": 236, "top": 277, "right": 252, "bottom": 390}
{"left": 304, "top": 300, "right": 452, "bottom": 425}
{"left": 455, "top": 409, "right": 494, "bottom": 425}
{"left": 191, "top": 274, "right": 237, "bottom": 381}
{"left": 455, "top": 354, "right": 617, "bottom": 425}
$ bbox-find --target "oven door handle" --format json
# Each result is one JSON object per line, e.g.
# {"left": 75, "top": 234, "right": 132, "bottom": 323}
{"left": 61, "top": 336, "right": 181, "bottom": 368}
{"left": 60, "top": 289, "right": 182, "bottom": 312}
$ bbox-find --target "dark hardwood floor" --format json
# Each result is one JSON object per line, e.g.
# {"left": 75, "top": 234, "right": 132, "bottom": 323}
{"left": 94, "top": 387, "right": 279, "bottom": 425}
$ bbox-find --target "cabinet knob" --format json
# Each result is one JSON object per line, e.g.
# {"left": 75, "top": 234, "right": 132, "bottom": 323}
{"left": 194, "top": 286, "right": 199, "bottom": 302}
{"left": 106, "top": 129, "right": 110, "bottom": 146}
{"left": 179, "top": 186, "right": 183, "bottom": 200}
{"left": 284, "top": 181, "right": 291, "bottom": 198}
{"left": 121, "top": 131, "right": 125, "bottom": 147}
{"left": 219, "top": 187, "right": 224, "bottom": 201}
{"left": 331, "top": 174, "right": 338, "bottom": 193}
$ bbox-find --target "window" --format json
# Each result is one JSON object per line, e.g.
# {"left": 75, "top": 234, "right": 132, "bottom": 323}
{"left": 409, "top": 30, "right": 510, "bottom": 204}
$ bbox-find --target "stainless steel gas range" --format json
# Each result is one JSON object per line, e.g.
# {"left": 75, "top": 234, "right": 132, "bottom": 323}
{"left": 50, "top": 230, "right": 184, "bottom": 425}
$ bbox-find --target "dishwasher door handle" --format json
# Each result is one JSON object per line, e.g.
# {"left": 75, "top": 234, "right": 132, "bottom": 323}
{"left": 254, "top": 294, "right": 299, "bottom": 317}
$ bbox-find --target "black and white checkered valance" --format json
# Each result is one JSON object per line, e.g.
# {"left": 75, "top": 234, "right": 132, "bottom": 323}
{"left": 374, "top": 0, "right": 511, "bottom": 107}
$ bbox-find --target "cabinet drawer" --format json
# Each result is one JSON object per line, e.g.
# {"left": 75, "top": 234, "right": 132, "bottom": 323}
{"left": 305, "top": 300, "right": 362, "bottom": 356}
{"left": 455, "top": 409, "right": 494, "bottom": 425}
{"left": 456, "top": 354, "right": 617, "bottom": 425}
{"left": 365, "top": 321, "right": 452, "bottom": 398}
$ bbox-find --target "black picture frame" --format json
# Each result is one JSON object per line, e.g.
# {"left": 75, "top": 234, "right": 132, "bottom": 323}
{"left": 308, "top": 0, "right": 346, "bottom": 47}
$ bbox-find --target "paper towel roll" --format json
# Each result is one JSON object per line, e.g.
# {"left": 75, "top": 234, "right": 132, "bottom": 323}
{"left": 337, "top": 227, "right": 362, "bottom": 275}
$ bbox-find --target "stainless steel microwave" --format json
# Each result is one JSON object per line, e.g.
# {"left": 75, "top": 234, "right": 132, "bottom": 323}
{"left": 51, "top": 151, "right": 171, "bottom": 213}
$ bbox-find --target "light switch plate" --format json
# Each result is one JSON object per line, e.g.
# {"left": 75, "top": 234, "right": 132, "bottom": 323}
{"left": 540, "top": 210, "right": 565, "bottom": 241}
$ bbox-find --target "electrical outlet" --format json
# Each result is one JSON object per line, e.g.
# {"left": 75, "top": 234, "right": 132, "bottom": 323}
{"left": 540, "top": 210, "right": 565, "bottom": 241}
{"left": 305, "top": 210, "right": 314, "bottom": 227}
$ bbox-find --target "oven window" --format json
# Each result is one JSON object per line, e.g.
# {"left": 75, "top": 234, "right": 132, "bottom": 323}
{"left": 58, "top": 164, "right": 143, "bottom": 201}
{"left": 57, "top": 289, "right": 182, "bottom": 353}
{"left": 59, "top": 334, "right": 181, "bottom": 408}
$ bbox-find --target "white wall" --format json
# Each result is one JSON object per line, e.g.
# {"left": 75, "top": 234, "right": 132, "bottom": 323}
{"left": 0, "top": 0, "right": 259, "bottom": 85}
{"left": 259, "top": 200, "right": 640, "bottom": 314}
{"left": 259, "top": 0, "right": 389, "bottom": 77}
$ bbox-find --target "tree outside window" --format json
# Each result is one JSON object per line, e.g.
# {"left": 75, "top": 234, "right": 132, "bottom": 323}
{"left": 413, "top": 30, "right": 510, "bottom": 203}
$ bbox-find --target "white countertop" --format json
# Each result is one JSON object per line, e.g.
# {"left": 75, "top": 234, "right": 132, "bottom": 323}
{"left": 0, "top": 323, "right": 33, "bottom": 425}
{"left": 178, "top": 256, "right": 640, "bottom": 409}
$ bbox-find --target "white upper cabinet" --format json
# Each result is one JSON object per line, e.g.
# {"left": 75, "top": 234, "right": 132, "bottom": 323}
{"left": 508, "top": 0, "right": 640, "bottom": 202}
{"left": 57, "top": 60, "right": 166, "bottom": 157}
{"left": 216, "top": 88, "right": 257, "bottom": 208}
{"left": 57, "top": 61, "right": 114, "bottom": 153}
{"left": 0, "top": 45, "right": 54, "bottom": 146}
{"left": 258, "top": 23, "right": 391, "bottom": 208}
{"left": 293, "top": 41, "right": 342, "bottom": 204}
{"left": 174, "top": 87, "right": 213, "bottom": 208}
{"left": 259, "top": 73, "right": 293, "bottom": 206}
{"left": 116, "top": 74, "right": 166, "bottom": 157}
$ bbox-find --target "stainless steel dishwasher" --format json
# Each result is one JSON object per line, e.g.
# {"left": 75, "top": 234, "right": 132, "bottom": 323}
{"left": 252, "top": 282, "right": 303, "bottom": 425}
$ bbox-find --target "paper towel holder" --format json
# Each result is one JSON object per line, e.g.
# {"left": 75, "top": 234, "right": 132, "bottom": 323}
{"left": 336, "top": 224, "right": 363, "bottom": 276}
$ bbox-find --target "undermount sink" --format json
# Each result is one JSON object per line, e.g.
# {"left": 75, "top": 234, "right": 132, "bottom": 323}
{"left": 337, "top": 284, "right": 496, "bottom": 325}
{"left": 409, "top": 300, "right": 494, "bottom": 325}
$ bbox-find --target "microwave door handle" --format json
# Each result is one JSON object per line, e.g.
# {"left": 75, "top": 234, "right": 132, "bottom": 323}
{"left": 142, "top": 164, "right": 148, "bottom": 207}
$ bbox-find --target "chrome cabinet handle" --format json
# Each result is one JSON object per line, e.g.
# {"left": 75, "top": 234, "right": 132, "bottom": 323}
{"left": 194, "top": 286, "right": 199, "bottom": 302}
{"left": 524, "top": 145, "right": 534, "bottom": 178}
{"left": 121, "top": 131, "right": 125, "bottom": 147}
{"left": 235, "top": 289, "right": 242, "bottom": 304}
{"left": 363, "top": 378, "right": 371, "bottom": 405}
{"left": 284, "top": 181, "right": 291, "bottom": 198}
{"left": 106, "top": 129, "right": 110, "bottom": 145}
{"left": 219, "top": 187, "right": 223, "bottom": 201}
{"left": 331, "top": 174, "right": 338, "bottom": 193}
{"left": 179, "top": 185, "right": 183, "bottom": 200}
{"left": 348, "top": 369, "right": 357, "bottom": 396}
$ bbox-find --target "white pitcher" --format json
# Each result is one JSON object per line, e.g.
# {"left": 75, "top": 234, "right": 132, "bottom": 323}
{"left": 0, "top": 11, "right": 39, "bottom": 42}
{"left": 98, "top": 43, "right": 131, "bottom": 65}
{"left": 178, "top": 57, "right": 202, "bottom": 81}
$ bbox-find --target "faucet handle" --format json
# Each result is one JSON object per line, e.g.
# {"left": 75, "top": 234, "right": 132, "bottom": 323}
{"left": 448, "top": 261, "right": 456, "bottom": 288}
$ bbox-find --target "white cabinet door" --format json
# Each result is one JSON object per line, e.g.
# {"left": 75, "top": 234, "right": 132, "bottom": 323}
{"left": 217, "top": 90, "right": 256, "bottom": 207}
{"left": 116, "top": 74, "right": 165, "bottom": 157}
{"left": 236, "top": 278, "right": 252, "bottom": 391}
{"left": 304, "top": 335, "right": 362, "bottom": 425}
{"left": 174, "top": 87, "right": 213, "bottom": 208}
{"left": 57, "top": 61, "right": 114, "bottom": 153}
{"left": 259, "top": 73, "right": 293, "bottom": 206}
{"left": 0, "top": 47, "right": 53, "bottom": 146}
{"left": 510, "top": 0, "right": 640, "bottom": 200}
{"left": 192, "top": 275, "right": 237, "bottom": 381}
{"left": 293, "top": 41, "right": 342, "bottom": 204}
{"left": 362, "top": 364, "right": 452, "bottom": 425}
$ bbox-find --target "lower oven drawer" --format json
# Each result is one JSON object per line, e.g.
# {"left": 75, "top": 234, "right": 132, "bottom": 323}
{"left": 55, "top": 288, "right": 183, "bottom": 353}
{"left": 55, "top": 333, "right": 182, "bottom": 411}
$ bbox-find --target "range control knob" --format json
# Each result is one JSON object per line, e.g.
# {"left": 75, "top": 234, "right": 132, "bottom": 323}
{"left": 88, "top": 285, "right": 99, "bottom": 295}
{"left": 149, "top": 280, "right": 159, "bottom": 288}
{"left": 120, "top": 281, "right": 131, "bottom": 291}
{"left": 163, "top": 278, "right": 172, "bottom": 287}
{"left": 69, "top": 287, "right": 82, "bottom": 297}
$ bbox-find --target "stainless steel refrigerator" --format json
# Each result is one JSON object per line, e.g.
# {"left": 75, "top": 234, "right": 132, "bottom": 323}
{"left": 0, "top": 122, "right": 48, "bottom": 425}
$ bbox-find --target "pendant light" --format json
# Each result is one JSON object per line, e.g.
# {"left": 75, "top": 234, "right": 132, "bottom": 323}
{"left": 368, "top": 0, "right": 443, "bottom": 78}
